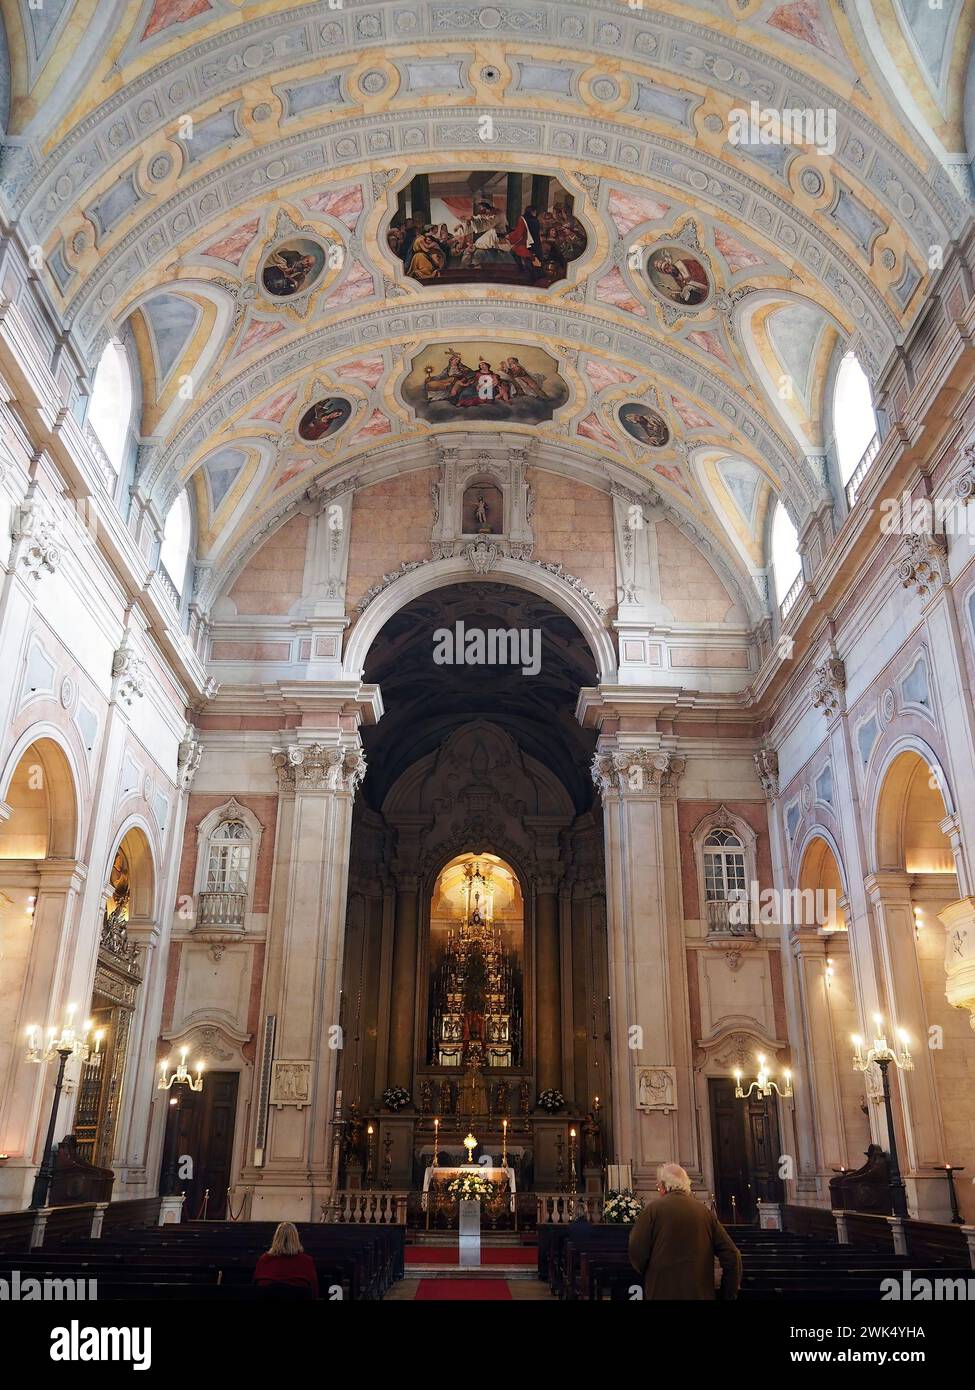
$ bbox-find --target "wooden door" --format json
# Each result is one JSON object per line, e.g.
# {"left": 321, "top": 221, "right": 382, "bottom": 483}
{"left": 173, "top": 1071, "right": 239, "bottom": 1221}
{"left": 708, "top": 1076, "right": 783, "bottom": 1223}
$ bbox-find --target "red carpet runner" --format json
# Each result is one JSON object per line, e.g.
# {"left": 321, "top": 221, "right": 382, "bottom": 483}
{"left": 414, "top": 1279, "right": 513, "bottom": 1301}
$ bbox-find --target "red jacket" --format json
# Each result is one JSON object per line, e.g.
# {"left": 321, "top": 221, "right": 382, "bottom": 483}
{"left": 508, "top": 218, "right": 533, "bottom": 258}
{"left": 254, "top": 1252, "right": 319, "bottom": 1297}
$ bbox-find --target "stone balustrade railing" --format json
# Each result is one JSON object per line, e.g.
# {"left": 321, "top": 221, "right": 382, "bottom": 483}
{"left": 536, "top": 1193, "right": 604, "bottom": 1224}
{"left": 323, "top": 1191, "right": 409, "bottom": 1225}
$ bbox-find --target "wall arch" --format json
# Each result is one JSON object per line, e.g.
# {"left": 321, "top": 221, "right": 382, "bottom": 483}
{"left": 871, "top": 738, "right": 955, "bottom": 874}
{"left": 105, "top": 818, "right": 158, "bottom": 920}
{"left": 342, "top": 555, "right": 618, "bottom": 685}
{"left": 0, "top": 728, "right": 82, "bottom": 860}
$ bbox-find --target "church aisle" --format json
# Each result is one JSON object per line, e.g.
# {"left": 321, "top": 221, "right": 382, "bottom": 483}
{"left": 389, "top": 1277, "right": 553, "bottom": 1301}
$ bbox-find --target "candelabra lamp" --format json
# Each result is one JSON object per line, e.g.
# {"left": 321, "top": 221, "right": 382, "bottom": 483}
{"left": 852, "top": 1017, "right": 913, "bottom": 1219}
{"left": 366, "top": 1124, "right": 375, "bottom": 1186}
{"left": 568, "top": 1126, "right": 578, "bottom": 1193}
{"left": 157, "top": 1046, "right": 205, "bottom": 1197}
{"left": 734, "top": 1055, "right": 793, "bottom": 1100}
{"left": 934, "top": 1165, "right": 966, "bottom": 1225}
{"left": 25, "top": 1010, "right": 104, "bottom": 1210}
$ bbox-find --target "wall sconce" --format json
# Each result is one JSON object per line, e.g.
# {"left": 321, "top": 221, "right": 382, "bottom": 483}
{"left": 825, "top": 957, "right": 834, "bottom": 987}
{"left": 913, "top": 906, "right": 923, "bottom": 940}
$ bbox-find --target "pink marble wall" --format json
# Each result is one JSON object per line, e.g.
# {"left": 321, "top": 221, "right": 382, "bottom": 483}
{"left": 345, "top": 468, "right": 438, "bottom": 612}
{"left": 657, "top": 520, "right": 739, "bottom": 622}
{"left": 531, "top": 471, "right": 616, "bottom": 611}
{"left": 227, "top": 514, "right": 308, "bottom": 615}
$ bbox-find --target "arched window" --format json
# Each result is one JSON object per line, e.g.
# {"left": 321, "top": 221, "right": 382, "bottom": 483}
{"left": 771, "top": 499, "right": 801, "bottom": 607}
{"left": 88, "top": 340, "right": 133, "bottom": 475}
{"left": 833, "top": 351, "right": 877, "bottom": 487}
{"left": 159, "top": 490, "right": 191, "bottom": 597}
{"left": 201, "top": 818, "right": 252, "bottom": 928}
{"left": 703, "top": 829, "right": 747, "bottom": 902}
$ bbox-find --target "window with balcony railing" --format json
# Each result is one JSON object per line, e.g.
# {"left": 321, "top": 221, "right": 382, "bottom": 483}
{"left": 703, "top": 830, "right": 753, "bottom": 935}
{"left": 202, "top": 818, "right": 251, "bottom": 929}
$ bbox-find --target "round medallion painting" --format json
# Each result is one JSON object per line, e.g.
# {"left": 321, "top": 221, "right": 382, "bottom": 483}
{"left": 297, "top": 396, "right": 351, "bottom": 442}
{"left": 260, "top": 237, "right": 328, "bottom": 298}
{"left": 646, "top": 245, "right": 711, "bottom": 309}
{"left": 619, "top": 403, "right": 670, "bottom": 449}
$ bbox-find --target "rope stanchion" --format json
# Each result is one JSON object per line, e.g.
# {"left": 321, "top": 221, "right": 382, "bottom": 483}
{"left": 226, "top": 1187, "right": 248, "bottom": 1222}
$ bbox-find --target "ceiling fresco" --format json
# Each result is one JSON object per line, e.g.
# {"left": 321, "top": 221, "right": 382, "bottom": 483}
{"left": 0, "top": 0, "right": 971, "bottom": 609}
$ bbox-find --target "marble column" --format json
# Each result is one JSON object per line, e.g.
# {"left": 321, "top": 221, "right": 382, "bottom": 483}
{"left": 590, "top": 742, "right": 686, "bottom": 1186}
{"left": 0, "top": 860, "right": 87, "bottom": 1210}
{"left": 790, "top": 926, "right": 853, "bottom": 1183}
{"left": 865, "top": 870, "right": 951, "bottom": 1220}
{"left": 535, "top": 874, "right": 562, "bottom": 1095}
{"left": 387, "top": 873, "right": 420, "bottom": 1092}
{"left": 246, "top": 736, "right": 366, "bottom": 1221}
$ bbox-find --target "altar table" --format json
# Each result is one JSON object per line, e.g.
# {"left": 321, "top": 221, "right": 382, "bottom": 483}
{"left": 421, "top": 1165, "right": 516, "bottom": 1213}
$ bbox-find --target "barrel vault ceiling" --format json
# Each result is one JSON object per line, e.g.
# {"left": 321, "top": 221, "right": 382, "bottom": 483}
{"left": 1, "top": 0, "right": 972, "bottom": 610}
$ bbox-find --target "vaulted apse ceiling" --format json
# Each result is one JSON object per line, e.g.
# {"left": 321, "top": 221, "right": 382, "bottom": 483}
{"left": 360, "top": 583, "right": 598, "bottom": 812}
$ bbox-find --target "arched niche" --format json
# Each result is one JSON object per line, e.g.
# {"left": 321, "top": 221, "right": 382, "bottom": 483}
{"left": 796, "top": 831, "right": 847, "bottom": 930}
{"left": 873, "top": 745, "right": 954, "bottom": 875}
{"left": 0, "top": 733, "right": 80, "bottom": 860}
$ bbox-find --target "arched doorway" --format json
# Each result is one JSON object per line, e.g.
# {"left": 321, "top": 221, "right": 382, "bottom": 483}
{"left": 335, "top": 581, "right": 610, "bottom": 1208}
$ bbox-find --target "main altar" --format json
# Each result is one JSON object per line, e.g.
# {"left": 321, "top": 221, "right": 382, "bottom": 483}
{"left": 422, "top": 1164, "right": 517, "bottom": 1227}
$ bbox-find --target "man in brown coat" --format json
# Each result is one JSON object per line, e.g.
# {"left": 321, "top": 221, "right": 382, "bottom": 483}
{"left": 628, "top": 1163, "right": 742, "bottom": 1300}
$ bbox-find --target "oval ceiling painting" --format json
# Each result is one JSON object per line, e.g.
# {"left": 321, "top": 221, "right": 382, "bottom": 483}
{"left": 645, "top": 245, "right": 711, "bottom": 309}
{"left": 388, "top": 171, "right": 587, "bottom": 288}
{"left": 619, "top": 403, "right": 671, "bottom": 448}
{"left": 297, "top": 395, "right": 352, "bottom": 442}
{"left": 404, "top": 342, "right": 568, "bottom": 424}
{"left": 260, "top": 237, "right": 329, "bottom": 298}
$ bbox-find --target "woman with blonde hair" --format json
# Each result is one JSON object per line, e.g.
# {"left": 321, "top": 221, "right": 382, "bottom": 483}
{"left": 253, "top": 1221, "right": 319, "bottom": 1299}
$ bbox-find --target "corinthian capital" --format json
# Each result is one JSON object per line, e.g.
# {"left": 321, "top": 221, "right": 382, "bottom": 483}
{"left": 590, "top": 747, "right": 685, "bottom": 798}
{"left": 811, "top": 657, "right": 846, "bottom": 719}
{"left": 272, "top": 743, "right": 367, "bottom": 794}
{"left": 753, "top": 745, "right": 779, "bottom": 800}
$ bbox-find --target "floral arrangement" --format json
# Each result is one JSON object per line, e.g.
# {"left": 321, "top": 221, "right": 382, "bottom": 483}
{"left": 602, "top": 1189, "right": 644, "bottom": 1224}
{"left": 382, "top": 1085, "right": 411, "bottom": 1112}
{"left": 536, "top": 1088, "right": 565, "bottom": 1113}
{"left": 447, "top": 1172, "right": 493, "bottom": 1202}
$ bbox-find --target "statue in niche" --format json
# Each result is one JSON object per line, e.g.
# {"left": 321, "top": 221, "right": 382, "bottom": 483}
{"left": 518, "top": 1077, "right": 530, "bottom": 1115}
{"left": 582, "top": 1112, "right": 603, "bottom": 1169}
{"left": 419, "top": 1079, "right": 433, "bottom": 1114}
{"left": 493, "top": 1079, "right": 510, "bottom": 1116}
{"left": 462, "top": 482, "right": 503, "bottom": 535}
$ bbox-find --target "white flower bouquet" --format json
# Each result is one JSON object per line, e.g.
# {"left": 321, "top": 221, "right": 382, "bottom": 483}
{"left": 602, "top": 1189, "right": 644, "bottom": 1224}
{"left": 536, "top": 1088, "right": 565, "bottom": 1113}
{"left": 446, "top": 1172, "right": 492, "bottom": 1202}
{"left": 382, "top": 1085, "right": 411, "bottom": 1111}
